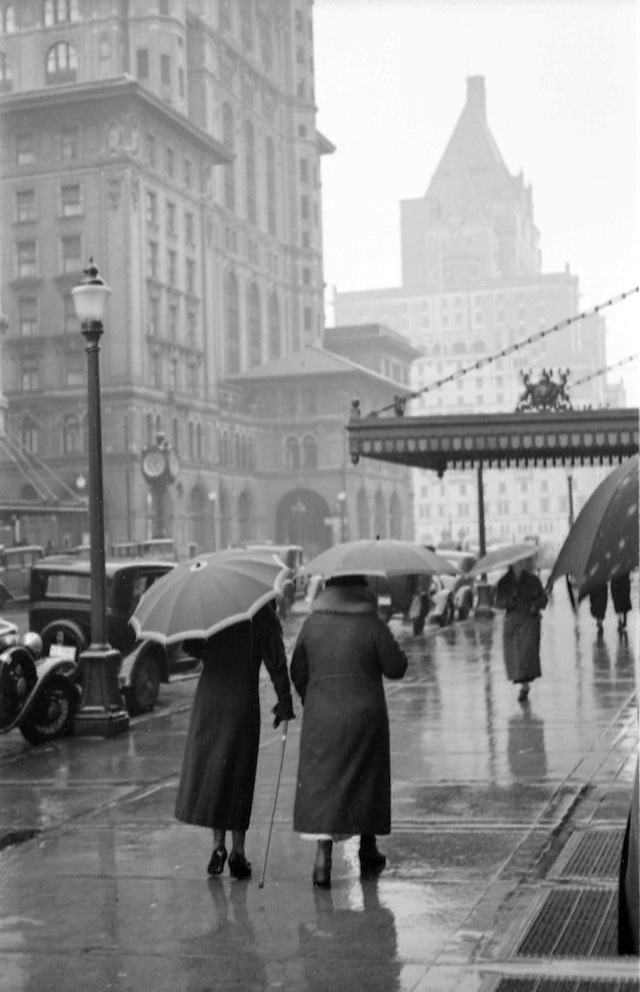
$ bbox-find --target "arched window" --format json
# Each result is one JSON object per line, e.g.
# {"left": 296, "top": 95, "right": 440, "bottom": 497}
{"left": 234, "top": 432, "right": 241, "bottom": 467}
{"left": 245, "top": 119, "right": 256, "bottom": 224}
{"left": 0, "top": 52, "right": 11, "bottom": 84}
{"left": 220, "top": 430, "right": 230, "bottom": 466}
{"left": 268, "top": 292, "right": 280, "bottom": 359}
{"left": 155, "top": 414, "right": 163, "bottom": 438}
{"left": 266, "top": 136, "right": 276, "bottom": 235}
{"left": 63, "top": 413, "right": 82, "bottom": 455}
{"left": 225, "top": 270, "right": 240, "bottom": 373}
{"left": 248, "top": 282, "right": 261, "bottom": 367}
{"left": 172, "top": 417, "right": 180, "bottom": 455}
{"left": 285, "top": 437, "right": 300, "bottom": 471}
{"left": 196, "top": 423, "right": 203, "bottom": 461}
{"left": 2, "top": 4, "right": 15, "bottom": 32}
{"left": 44, "top": 0, "right": 78, "bottom": 24}
{"left": 46, "top": 41, "right": 77, "bottom": 82}
{"left": 374, "top": 491, "right": 387, "bottom": 539}
{"left": 302, "top": 435, "right": 317, "bottom": 469}
{"left": 188, "top": 421, "right": 195, "bottom": 461}
{"left": 357, "top": 489, "right": 370, "bottom": 539}
{"left": 222, "top": 103, "right": 235, "bottom": 210}
{"left": 22, "top": 415, "right": 39, "bottom": 455}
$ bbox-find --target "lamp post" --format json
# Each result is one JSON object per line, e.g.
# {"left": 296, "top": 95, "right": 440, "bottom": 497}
{"left": 208, "top": 490, "right": 217, "bottom": 551}
{"left": 71, "top": 259, "right": 129, "bottom": 737}
{"left": 336, "top": 491, "right": 347, "bottom": 543}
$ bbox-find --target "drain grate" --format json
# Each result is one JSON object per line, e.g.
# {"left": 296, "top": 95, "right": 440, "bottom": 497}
{"left": 488, "top": 979, "right": 639, "bottom": 991}
{"left": 515, "top": 887, "right": 618, "bottom": 958}
{"left": 550, "top": 829, "right": 625, "bottom": 881}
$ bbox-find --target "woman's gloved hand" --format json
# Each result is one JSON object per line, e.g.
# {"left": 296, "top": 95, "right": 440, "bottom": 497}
{"left": 272, "top": 698, "right": 295, "bottom": 728}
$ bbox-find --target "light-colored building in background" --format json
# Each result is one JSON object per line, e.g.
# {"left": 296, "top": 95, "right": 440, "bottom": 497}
{"left": 333, "top": 76, "right": 622, "bottom": 552}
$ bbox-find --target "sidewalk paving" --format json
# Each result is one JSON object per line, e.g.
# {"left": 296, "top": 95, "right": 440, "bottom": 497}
{"left": 0, "top": 584, "right": 637, "bottom": 991}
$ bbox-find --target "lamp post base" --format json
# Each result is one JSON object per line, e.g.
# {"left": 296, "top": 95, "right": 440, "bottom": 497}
{"left": 73, "top": 646, "right": 129, "bottom": 737}
{"left": 474, "top": 581, "right": 495, "bottom": 619}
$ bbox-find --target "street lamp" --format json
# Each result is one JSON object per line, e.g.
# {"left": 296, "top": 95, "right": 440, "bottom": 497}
{"left": 208, "top": 490, "right": 217, "bottom": 551}
{"left": 336, "top": 491, "right": 347, "bottom": 543}
{"left": 71, "top": 259, "right": 129, "bottom": 737}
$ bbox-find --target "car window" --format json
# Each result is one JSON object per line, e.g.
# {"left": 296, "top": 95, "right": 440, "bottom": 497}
{"left": 45, "top": 572, "right": 91, "bottom": 598}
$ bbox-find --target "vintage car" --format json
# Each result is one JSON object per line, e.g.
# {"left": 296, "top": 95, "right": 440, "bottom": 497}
{"left": 435, "top": 549, "right": 478, "bottom": 620}
{"left": 28, "top": 558, "right": 198, "bottom": 715}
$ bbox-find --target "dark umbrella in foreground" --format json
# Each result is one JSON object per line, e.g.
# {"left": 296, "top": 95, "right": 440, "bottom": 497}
{"left": 300, "top": 539, "right": 460, "bottom": 579}
{"left": 547, "top": 454, "right": 639, "bottom": 600}
{"left": 130, "top": 550, "right": 287, "bottom": 646}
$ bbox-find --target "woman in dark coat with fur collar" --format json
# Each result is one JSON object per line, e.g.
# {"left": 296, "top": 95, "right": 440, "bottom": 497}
{"left": 291, "top": 575, "right": 408, "bottom": 888}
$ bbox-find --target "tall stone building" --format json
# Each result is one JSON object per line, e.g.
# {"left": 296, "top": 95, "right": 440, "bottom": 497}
{"left": 0, "top": 0, "right": 343, "bottom": 553}
{"left": 334, "top": 76, "right": 619, "bottom": 550}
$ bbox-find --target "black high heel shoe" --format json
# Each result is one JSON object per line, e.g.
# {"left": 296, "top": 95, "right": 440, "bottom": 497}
{"left": 359, "top": 837, "right": 386, "bottom": 875}
{"left": 207, "top": 846, "right": 228, "bottom": 876}
{"left": 312, "top": 856, "right": 332, "bottom": 889}
{"left": 228, "top": 851, "right": 252, "bottom": 879}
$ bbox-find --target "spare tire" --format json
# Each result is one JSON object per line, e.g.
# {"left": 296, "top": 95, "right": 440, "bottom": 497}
{"left": 40, "top": 619, "right": 88, "bottom": 659}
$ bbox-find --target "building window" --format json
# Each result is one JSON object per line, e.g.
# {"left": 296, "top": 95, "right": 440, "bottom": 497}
{"left": 285, "top": 437, "right": 300, "bottom": 471}
{"left": 21, "top": 415, "right": 39, "bottom": 453}
{"left": 16, "top": 133, "right": 34, "bottom": 165}
{"left": 167, "top": 250, "right": 177, "bottom": 287}
{"left": 185, "top": 211, "right": 194, "bottom": 245}
{"left": 19, "top": 298, "right": 37, "bottom": 336}
{"left": 1, "top": 4, "right": 15, "bottom": 32}
{"left": 65, "top": 357, "right": 84, "bottom": 387}
{"left": 63, "top": 414, "right": 82, "bottom": 454}
{"left": 300, "top": 194, "right": 309, "bottom": 220}
{"left": 248, "top": 283, "right": 261, "bottom": 367}
{"left": 160, "top": 53, "right": 170, "bottom": 85}
{"left": 61, "top": 183, "right": 82, "bottom": 217}
{"left": 268, "top": 291, "right": 280, "bottom": 359}
{"left": 266, "top": 137, "right": 276, "bottom": 236}
{"left": 245, "top": 120, "right": 256, "bottom": 224}
{"left": 148, "top": 296, "right": 160, "bottom": 335}
{"left": 166, "top": 146, "right": 174, "bottom": 178}
{"left": 63, "top": 293, "right": 77, "bottom": 333}
{"left": 302, "top": 435, "right": 317, "bottom": 469}
{"left": 150, "top": 349, "right": 161, "bottom": 389}
{"left": 225, "top": 270, "right": 240, "bottom": 374}
{"left": 170, "top": 359, "right": 178, "bottom": 394}
{"left": 222, "top": 103, "right": 235, "bottom": 210}
{"left": 169, "top": 303, "right": 178, "bottom": 340}
{"left": 46, "top": 42, "right": 77, "bottom": 82}
{"left": 17, "top": 241, "right": 36, "bottom": 278}
{"left": 136, "top": 48, "right": 149, "bottom": 79}
{"left": 146, "top": 190, "right": 158, "bottom": 226}
{"left": 44, "top": 0, "right": 78, "bottom": 24}
{"left": 166, "top": 199, "right": 176, "bottom": 234}
{"left": 147, "top": 241, "right": 159, "bottom": 280}
{"left": 147, "top": 133, "right": 156, "bottom": 167}
{"left": 186, "top": 258, "right": 195, "bottom": 296}
{"left": 16, "top": 189, "right": 35, "bottom": 222}
{"left": 61, "top": 235, "right": 82, "bottom": 273}
{"left": 184, "top": 159, "right": 192, "bottom": 189}
{"left": 60, "top": 126, "right": 79, "bottom": 160}
{"left": 0, "top": 51, "right": 11, "bottom": 86}
{"left": 21, "top": 361, "right": 39, "bottom": 393}
{"left": 303, "top": 306, "right": 312, "bottom": 332}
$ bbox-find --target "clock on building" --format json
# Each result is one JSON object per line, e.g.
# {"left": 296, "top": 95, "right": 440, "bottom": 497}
{"left": 142, "top": 450, "right": 166, "bottom": 481}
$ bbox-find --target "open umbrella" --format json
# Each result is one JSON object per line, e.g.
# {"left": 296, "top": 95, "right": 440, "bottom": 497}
{"left": 469, "top": 543, "right": 540, "bottom": 578}
{"left": 130, "top": 550, "right": 287, "bottom": 646}
{"left": 547, "top": 454, "right": 639, "bottom": 599}
{"left": 300, "top": 539, "right": 460, "bottom": 579}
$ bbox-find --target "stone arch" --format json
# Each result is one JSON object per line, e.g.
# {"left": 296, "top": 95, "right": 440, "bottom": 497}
{"left": 276, "top": 488, "right": 332, "bottom": 559}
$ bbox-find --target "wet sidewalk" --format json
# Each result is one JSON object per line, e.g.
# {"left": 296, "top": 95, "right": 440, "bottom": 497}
{"left": 0, "top": 583, "right": 637, "bottom": 991}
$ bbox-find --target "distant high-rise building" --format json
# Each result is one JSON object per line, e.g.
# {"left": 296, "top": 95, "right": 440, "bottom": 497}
{"left": 334, "top": 76, "right": 617, "bottom": 549}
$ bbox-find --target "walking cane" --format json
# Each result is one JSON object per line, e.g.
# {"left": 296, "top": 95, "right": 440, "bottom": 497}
{"left": 258, "top": 720, "right": 289, "bottom": 889}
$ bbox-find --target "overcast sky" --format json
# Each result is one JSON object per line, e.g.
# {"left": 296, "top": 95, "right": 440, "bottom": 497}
{"left": 313, "top": 0, "right": 639, "bottom": 403}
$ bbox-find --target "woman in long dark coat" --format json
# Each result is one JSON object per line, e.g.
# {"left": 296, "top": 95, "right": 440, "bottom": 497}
{"left": 611, "top": 573, "right": 632, "bottom": 632}
{"left": 494, "top": 558, "right": 548, "bottom": 704}
{"left": 291, "top": 575, "right": 408, "bottom": 888}
{"left": 175, "top": 603, "right": 294, "bottom": 879}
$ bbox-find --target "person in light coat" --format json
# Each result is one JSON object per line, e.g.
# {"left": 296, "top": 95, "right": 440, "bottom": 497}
{"left": 494, "top": 558, "right": 548, "bottom": 704}
{"left": 291, "top": 574, "right": 408, "bottom": 888}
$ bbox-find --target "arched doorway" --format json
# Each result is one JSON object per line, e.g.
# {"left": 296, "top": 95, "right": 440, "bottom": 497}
{"left": 276, "top": 489, "right": 332, "bottom": 559}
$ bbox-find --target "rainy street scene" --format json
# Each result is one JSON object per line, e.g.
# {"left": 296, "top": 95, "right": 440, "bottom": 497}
{"left": 0, "top": 1, "right": 638, "bottom": 991}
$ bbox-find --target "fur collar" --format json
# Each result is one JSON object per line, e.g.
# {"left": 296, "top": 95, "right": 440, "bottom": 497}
{"left": 310, "top": 585, "right": 378, "bottom": 615}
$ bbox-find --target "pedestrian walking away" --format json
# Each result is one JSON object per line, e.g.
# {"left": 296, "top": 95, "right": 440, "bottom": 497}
{"left": 494, "top": 557, "right": 548, "bottom": 704}
{"left": 290, "top": 574, "right": 408, "bottom": 889}
{"left": 175, "top": 602, "right": 295, "bottom": 880}
{"left": 610, "top": 572, "right": 632, "bottom": 633}
{"left": 588, "top": 583, "right": 608, "bottom": 637}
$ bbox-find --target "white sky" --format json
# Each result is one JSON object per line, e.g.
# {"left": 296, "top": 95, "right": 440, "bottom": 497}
{"left": 314, "top": 0, "right": 639, "bottom": 404}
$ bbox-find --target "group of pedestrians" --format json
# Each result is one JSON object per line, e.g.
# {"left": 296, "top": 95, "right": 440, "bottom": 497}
{"left": 589, "top": 573, "right": 632, "bottom": 636}
{"left": 175, "top": 576, "right": 408, "bottom": 889}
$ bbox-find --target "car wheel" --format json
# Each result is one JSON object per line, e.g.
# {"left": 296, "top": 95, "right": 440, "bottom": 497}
{"left": 40, "top": 620, "right": 87, "bottom": 661}
{"left": 412, "top": 615, "right": 425, "bottom": 636}
{"left": 20, "top": 675, "right": 78, "bottom": 745}
{"left": 458, "top": 600, "right": 470, "bottom": 621}
{"left": 124, "top": 653, "right": 160, "bottom": 715}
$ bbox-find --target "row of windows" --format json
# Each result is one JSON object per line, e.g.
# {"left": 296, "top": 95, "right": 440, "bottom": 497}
{"left": 14, "top": 236, "right": 83, "bottom": 279}
{"left": 147, "top": 241, "right": 197, "bottom": 294}
{"left": 15, "top": 125, "right": 80, "bottom": 164}
{"left": 285, "top": 436, "right": 317, "bottom": 471}
{"left": 0, "top": 1, "right": 78, "bottom": 33}
{"left": 146, "top": 192, "right": 195, "bottom": 243}
{"left": 224, "top": 272, "right": 282, "bottom": 371}
{"left": 1, "top": 41, "right": 79, "bottom": 87}
{"left": 136, "top": 48, "right": 185, "bottom": 99}
{"left": 147, "top": 294, "right": 198, "bottom": 344}
{"left": 15, "top": 184, "right": 82, "bottom": 222}
{"left": 418, "top": 498, "right": 557, "bottom": 519}
{"left": 148, "top": 349, "right": 201, "bottom": 398}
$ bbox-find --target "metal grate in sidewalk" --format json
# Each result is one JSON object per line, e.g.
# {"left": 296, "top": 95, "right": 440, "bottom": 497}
{"left": 487, "top": 979, "right": 639, "bottom": 991}
{"left": 514, "top": 887, "right": 618, "bottom": 958}
{"left": 549, "top": 828, "right": 625, "bottom": 882}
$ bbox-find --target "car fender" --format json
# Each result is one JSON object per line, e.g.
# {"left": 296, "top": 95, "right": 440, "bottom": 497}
{"left": 0, "top": 650, "right": 80, "bottom": 732}
{"left": 119, "top": 640, "right": 169, "bottom": 688}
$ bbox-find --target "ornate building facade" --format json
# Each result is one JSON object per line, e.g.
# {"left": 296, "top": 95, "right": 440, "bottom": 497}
{"left": 0, "top": 0, "right": 380, "bottom": 555}
{"left": 334, "top": 76, "right": 622, "bottom": 551}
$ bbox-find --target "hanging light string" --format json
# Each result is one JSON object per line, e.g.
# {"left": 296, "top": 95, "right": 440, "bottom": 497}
{"left": 372, "top": 286, "right": 639, "bottom": 417}
{"left": 571, "top": 353, "right": 638, "bottom": 388}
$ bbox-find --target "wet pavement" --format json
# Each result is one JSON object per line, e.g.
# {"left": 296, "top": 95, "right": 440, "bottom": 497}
{"left": 0, "top": 583, "right": 637, "bottom": 991}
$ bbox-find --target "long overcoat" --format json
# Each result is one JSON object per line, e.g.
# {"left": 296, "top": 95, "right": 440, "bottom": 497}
{"left": 495, "top": 567, "right": 548, "bottom": 684}
{"left": 611, "top": 573, "right": 632, "bottom": 615}
{"left": 175, "top": 606, "right": 292, "bottom": 831}
{"left": 291, "top": 584, "right": 408, "bottom": 836}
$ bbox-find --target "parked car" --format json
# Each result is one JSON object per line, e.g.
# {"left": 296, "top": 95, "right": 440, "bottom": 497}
{"left": 426, "top": 575, "right": 456, "bottom": 627}
{"left": 28, "top": 558, "right": 198, "bottom": 715}
{"left": 0, "top": 545, "right": 46, "bottom": 606}
{"left": 368, "top": 573, "right": 434, "bottom": 636}
{"left": 435, "top": 549, "right": 478, "bottom": 620}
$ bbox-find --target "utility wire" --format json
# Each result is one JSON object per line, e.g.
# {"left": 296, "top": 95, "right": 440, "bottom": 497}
{"left": 372, "top": 286, "right": 639, "bottom": 417}
{"left": 571, "top": 353, "right": 638, "bottom": 388}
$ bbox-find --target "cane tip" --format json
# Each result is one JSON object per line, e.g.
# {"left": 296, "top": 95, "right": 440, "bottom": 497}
{"left": 258, "top": 881, "right": 264, "bottom": 889}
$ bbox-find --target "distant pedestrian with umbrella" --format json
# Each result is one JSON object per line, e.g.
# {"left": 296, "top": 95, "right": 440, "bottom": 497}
{"left": 494, "top": 555, "right": 548, "bottom": 704}
{"left": 130, "top": 550, "right": 296, "bottom": 880}
{"left": 175, "top": 603, "right": 295, "bottom": 879}
{"left": 588, "top": 583, "right": 608, "bottom": 638}
{"left": 610, "top": 572, "right": 632, "bottom": 634}
{"left": 290, "top": 573, "right": 409, "bottom": 889}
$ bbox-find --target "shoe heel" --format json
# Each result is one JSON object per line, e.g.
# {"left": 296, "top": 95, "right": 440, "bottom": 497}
{"left": 207, "top": 846, "right": 228, "bottom": 876}
{"left": 312, "top": 864, "right": 332, "bottom": 889}
{"left": 228, "top": 852, "right": 252, "bottom": 880}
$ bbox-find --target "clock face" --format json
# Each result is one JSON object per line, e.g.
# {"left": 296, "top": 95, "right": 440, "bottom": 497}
{"left": 143, "top": 450, "right": 166, "bottom": 479}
